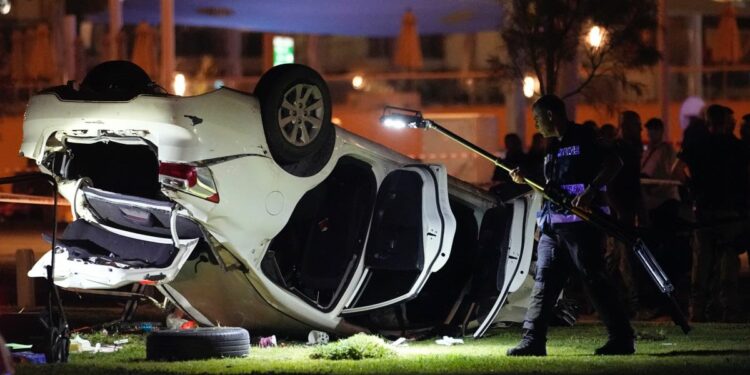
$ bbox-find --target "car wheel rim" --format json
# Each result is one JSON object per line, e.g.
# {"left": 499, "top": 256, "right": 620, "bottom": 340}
{"left": 278, "top": 83, "right": 325, "bottom": 147}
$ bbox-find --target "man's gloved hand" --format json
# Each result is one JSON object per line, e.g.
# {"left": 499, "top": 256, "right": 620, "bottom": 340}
{"left": 510, "top": 168, "right": 525, "bottom": 184}
{"left": 571, "top": 185, "right": 596, "bottom": 212}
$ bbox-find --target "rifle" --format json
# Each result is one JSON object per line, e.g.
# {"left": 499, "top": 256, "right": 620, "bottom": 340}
{"left": 381, "top": 106, "right": 691, "bottom": 334}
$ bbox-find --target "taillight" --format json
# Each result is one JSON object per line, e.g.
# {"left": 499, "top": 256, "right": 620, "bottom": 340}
{"left": 159, "top": 162, "right": 220, "bottom": 203}
{"left": 159, "top": 163, "right": 197, "bottom": 188}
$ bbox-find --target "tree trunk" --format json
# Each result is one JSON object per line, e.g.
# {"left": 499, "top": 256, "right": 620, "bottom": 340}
{"left": 545, "top": 54, "right": 557, "bottom": 95}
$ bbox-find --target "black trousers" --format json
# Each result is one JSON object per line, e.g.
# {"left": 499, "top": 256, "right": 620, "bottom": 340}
{"left": 522, "top": 223, "right": 634, "bottom": 340}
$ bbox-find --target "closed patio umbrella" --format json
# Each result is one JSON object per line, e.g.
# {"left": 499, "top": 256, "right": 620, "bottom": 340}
{"left": 712, "top": 4, "right": 742, "bottom": 64}
{"left": 393, "top": 9, "right": 423, "bottom": 71}
{"left": 131, "top": 21, "right": 157, "bottom": 78}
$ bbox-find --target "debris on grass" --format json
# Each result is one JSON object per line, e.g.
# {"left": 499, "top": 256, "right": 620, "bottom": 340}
{"left": 435, "top": 336, "right": 464, "bottom": 346}
{"left": 307, "top": 330, "right": 330, "bottom": 345}
{"left": 69, "top": 334, "right": 126, "bottom": 354}
{"left": 5, "top": 343, "right": 32, "bottom": 351}
{"left": 309, "top": 333, "right": 396, "bottom": 360}
{"left": 637, "top": 329, "right": 667, "bottom": 341}
{"left": 259, "top": 335, "right": 277, "bottom": 348}
{"left": 11, "top": 351, "right": 46, "bottom": 365}
{"left": 390, "top": 337, "right": 408, "bottom": 347}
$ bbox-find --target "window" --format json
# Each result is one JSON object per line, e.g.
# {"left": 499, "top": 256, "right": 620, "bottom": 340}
{"left": 368, "top": 37, "right": 393, "bottom": 58}
{"left": 420, "top": 35, "right": 444, "bottom": 59}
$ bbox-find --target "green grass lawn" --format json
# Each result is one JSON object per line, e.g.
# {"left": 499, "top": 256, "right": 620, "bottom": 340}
{"left": 15, "top": 322, "right": 750, "bottom": 374}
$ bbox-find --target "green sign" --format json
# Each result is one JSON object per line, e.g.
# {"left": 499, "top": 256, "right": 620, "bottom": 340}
{"left": 273, "top": 36, "right": 294, "bottom": 66}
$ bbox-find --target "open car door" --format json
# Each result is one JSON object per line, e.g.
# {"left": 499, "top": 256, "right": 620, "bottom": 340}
{"left": 29, "top": 186, "right": 202, "bottom": 289}
{"left": 342, "top": 165, "right": 456, "bottom": 314}
{"left": 471, "top": 191, "right": 542, "bottom": 338}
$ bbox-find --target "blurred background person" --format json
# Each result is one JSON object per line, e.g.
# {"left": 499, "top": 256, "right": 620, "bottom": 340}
{"left": 740, "top": 114, "right": 750, "bottom": 145}
{"left": 640, "top": 117, "right": 688, "bottom": 315}
{"left": 491, "top": 133, "right": 529, "bottom": 199}
{"left": 598, "top": 123, "right": 617, "bottom": 147}
{"left": 641, "top": 118, "right": 680, "bottom": 225}
{"left": 682, "top": 115, "right": 709, "bottom": 152}
{"left": 606, "top": 110, "right": 645, "bottom": 317}
{"left": 674, "top": 104, "right": 748, "bottom": 322}
{"left": 582, "top": 119, "right": 599, "bottom": 133}
{"left": 526, "top": 132, "right": 547, "bottom": 182}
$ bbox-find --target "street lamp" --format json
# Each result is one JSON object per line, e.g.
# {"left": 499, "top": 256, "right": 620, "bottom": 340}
{"left": 523, "top": 75, "right": 538, "bottom": 98}
{"left": 352, "top": 75, "right": 365, "bottom": 90}
{"left": 587, "top": 25, "right": 606, "bottom": 49}
{"left": 0, "top": 0, "right": 10, "bottom": 15}
{"left": 173, "top": 73, "right": 186, "bottom": 96}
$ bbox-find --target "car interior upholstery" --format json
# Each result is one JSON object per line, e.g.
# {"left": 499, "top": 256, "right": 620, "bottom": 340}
{"left": 263, "top": 156, "right": 376, "bottom": 310}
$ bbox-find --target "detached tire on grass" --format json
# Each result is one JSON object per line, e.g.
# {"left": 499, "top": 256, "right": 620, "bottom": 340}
{"left": 146, "top": 327, "right": 250, "bottom": 361}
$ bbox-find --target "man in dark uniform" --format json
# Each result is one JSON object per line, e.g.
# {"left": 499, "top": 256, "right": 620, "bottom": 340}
{"left": 506, "top": 95, "right": 635, "bottom": 356}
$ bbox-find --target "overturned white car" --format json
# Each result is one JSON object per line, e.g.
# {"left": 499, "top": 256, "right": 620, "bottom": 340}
{"left": 24, "top": 61, "right": 547, "bottom": 338}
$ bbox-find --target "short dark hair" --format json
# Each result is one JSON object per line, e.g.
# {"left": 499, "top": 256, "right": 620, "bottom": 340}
{"left": 504, "top": 133, "right": 522, "bottom": 144}
{"left": 644, "top": 117, "right": 664, "bottom": 130}
{"left": 620, "top": 110, "right": 641, "bottom": 126}
{"left": 742, "top": 120, "right": 750, "bottom": 133}
{"left": 504, "top": 133, "right": 523, "bottom": 152}
{"left": 706, "top": 104, "right": 727, "bottom": 127}
{"left": 532, "top": 95, "right": 567, "bottom": 117}
{"left": 599, "top": 124, "right": 616, "bottom": 140}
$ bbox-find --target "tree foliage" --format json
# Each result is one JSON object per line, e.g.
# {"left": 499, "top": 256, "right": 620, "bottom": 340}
{"left": 491, "top": 0, "right": 660, "bottom": 102}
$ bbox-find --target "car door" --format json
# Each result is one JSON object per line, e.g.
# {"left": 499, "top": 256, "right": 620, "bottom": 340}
{"left": 471, "top": 191, "right": 542, "bottom": 338}
{"left": 342, "top": 164, "right": 456, "bottom": 314}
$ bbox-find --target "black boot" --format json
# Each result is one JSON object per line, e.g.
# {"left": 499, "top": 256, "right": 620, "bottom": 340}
{"left": 506, "top": 335, "right": 547, "bottom": 357}
{"left": 594, "top": 337, "right": 635, "bottom": 355}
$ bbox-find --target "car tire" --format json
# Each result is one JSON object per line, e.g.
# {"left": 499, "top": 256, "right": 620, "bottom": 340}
{"left": 254, "top": 64, "right": 335, "bottom": 168}
{"left": 79, "top": 60, "right": 160, "bottom": 100}
{"left": 146, "top": 327, "right": 250, "bottom": 361}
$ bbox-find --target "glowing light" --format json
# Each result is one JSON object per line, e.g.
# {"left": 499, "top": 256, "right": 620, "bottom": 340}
{"left": 0, "top": 0, "right": 10, "bottom": 15}
{"left": 273, "top": 36, "right": 294, "bottom": 66}
{"left": 332, "top": 117, "right": 342, "bottom": 125}
{"left": 382, "top": 117, "right": 407, "bottom": 129}
{"left": 352, "top": 75, "right": 365, "bottom": 90}
{"left": 587, "top": 25, "right": 605, "bottom": 49}
{"left": 523, "top": 75, "right": 537, "bottom": 98}
{"left": 173, "top": 73, "right": 187, "bottom": 96}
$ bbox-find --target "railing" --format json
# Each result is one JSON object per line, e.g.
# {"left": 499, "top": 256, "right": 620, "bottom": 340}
{"left": 186, "top": 67, "right": 750, "bottom": 105}
{"left": 669, "top": 64, "right": 750, "bottom": 101}
{"left": 184, "top": 70, "right": 504, "bottom": 106}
